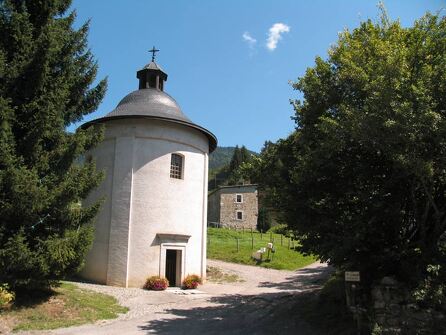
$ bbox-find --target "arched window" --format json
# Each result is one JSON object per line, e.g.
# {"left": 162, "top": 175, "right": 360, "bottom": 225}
{"left": 170, "top": 153, "right": 183, "bottom": 179}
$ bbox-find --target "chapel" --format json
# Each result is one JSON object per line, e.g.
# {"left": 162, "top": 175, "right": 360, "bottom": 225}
{"left": 80, "top": 51, "right": 217, "bottom": 287}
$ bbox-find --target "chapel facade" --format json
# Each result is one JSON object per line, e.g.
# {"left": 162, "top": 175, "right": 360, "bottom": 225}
{"left": 80, "top": 54, "right": 217, "bottom": 287}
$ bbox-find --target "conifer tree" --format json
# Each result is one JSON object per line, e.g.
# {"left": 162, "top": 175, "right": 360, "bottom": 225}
{"left": 239, "top": 145, "right": 251, "bottom": 164}
{"left": 0, "top": 0, "right": 106, "bottom": 292}
{"left": 228, "top": 145, "right": 242, "bottom": 173}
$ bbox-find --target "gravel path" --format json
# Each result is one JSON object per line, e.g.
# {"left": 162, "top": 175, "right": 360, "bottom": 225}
{"left": 16, "top": 260, "right": 333, "bottom": 335}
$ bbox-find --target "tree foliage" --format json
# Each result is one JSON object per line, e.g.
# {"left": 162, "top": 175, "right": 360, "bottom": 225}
{"left": 245, "top": 12, "right": 446, "bottom": 291}
{"left": 227, "top": 145, "right": 252, "bottom": 185}
{"left": 0, "top": 0, "right": 106, "bottom": 291}
{"left": 209, "top": 146, "right": 257, "bottom": 191}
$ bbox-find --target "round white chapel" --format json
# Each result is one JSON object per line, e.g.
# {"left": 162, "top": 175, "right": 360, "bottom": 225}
{"left": 80, "top": 55, "right": 217, "bottom": 288}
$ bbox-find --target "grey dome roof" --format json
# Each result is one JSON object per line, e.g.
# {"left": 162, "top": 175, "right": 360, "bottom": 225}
{"left": 82, "top": 58, "right": 216, "bottom": 152}
{"left": 106, "top": 88, "right": 191, "bottom": 123}
{"left": 82, "top": 88, "right": 217, "bottom": 152}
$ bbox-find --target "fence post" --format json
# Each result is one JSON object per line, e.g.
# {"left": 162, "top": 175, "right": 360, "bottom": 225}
{"left": 281, "top": 234, "right": 283, "bottom": 246}
{"left": 288, "top": 238, "right": 290, "bottom": 249}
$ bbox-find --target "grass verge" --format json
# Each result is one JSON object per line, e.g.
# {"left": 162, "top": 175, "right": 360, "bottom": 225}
{"left": 0, "top": 282, "right": 128, "bottom": 332}
{"left": 207, "top": 227, "right": 316, "bottom": 270}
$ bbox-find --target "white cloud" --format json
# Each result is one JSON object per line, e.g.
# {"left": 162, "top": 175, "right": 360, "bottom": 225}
{"left": 266, "top": 23, "right": 290, "bottom": 51}
{"left": 242, "top": 32, "right": 257, "bottom": 48}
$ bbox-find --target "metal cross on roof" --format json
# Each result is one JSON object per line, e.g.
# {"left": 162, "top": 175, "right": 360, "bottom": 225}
{"left": 149, "top": 46, "right": 160, "bottom": 62}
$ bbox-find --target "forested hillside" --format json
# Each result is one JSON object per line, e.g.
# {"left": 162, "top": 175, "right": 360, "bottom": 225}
{"left": 208, "top": 146, "right": 257, "bottom": 191}
{"left": 209, "top": 146, "right": 257, "bottom": 171}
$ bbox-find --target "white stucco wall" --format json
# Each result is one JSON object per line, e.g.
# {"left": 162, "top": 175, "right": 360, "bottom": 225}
{"left": 81, "top": 118, "right": 209, "bottom": 287}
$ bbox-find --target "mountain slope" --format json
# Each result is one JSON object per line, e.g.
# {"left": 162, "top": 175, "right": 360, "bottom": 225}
{"left": 209, "top": 146, "right": 257, "bottom": 171}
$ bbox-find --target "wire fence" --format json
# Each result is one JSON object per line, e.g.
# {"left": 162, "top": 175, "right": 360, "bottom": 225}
{"left": 207, "top": 223, "right": 298, "bottom": 252}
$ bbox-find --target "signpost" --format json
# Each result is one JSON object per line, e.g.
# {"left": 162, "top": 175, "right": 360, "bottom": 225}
{"left": 345, "top": 271, "right": 360, "bottom": 282}
{"left": 345, "top": 271, "right": 362, "bottom": 335}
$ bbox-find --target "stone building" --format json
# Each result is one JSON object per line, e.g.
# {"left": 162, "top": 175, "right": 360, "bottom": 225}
{"left": 208, "top": 184, "right": 258, "bottom": 229}
{"left": 80, "top": 54, "right": 217, "bottom": 288}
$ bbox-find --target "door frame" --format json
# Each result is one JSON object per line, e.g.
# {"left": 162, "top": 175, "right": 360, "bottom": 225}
{"left": 159, "top": 244, "right": 186, "bottom": 286}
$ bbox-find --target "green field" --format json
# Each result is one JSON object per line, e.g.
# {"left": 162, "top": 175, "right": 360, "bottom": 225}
{"left": 207, "top": 227, "right": 316, "bottom": 270}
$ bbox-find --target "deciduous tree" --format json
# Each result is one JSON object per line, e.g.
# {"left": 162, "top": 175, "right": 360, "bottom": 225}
{"left": 248, "top": 11, "right": 446, "bottom": 296}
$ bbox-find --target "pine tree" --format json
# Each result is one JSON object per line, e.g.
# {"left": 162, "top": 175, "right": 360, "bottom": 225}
{"left": 227, "top": 145, "right": 253, "bottom": 185}
{"left": 239, "top": 145, "right": 251, "bottom": 164}
{"left": 228, "top": 145, "right": 242, "bottom": 173}
{"left": 0, "top": 0, "right": 106, "bottom": 292}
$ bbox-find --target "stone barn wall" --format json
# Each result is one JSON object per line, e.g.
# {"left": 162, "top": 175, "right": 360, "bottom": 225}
{"left": 207, "top": 185, "right": 258, "bottom": 229}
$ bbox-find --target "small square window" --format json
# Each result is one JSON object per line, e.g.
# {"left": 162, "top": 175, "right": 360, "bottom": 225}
{"left": 236, "top": 211, "right": 243, "bottom": 220}
{"left": 236, "top": 194, "right": 243, "bottom": 203}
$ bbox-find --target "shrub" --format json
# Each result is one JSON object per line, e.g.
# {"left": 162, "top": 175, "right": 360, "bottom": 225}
{"left": 0, "top": 284, "right": 15, "bottom": 308}
{"left": 268, "top": 224, "right": 292, "bottom": 237}
{"left": 182, "top": 274, "right": 202, "bottom": 289}
{"left": 143, "top": 276, "right": 169, "bottom": 291}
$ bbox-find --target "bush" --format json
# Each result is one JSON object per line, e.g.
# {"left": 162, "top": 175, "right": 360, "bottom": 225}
{"left": 143, "top": 276, "right": 169, "bottom": 291}
{"left": 0, "top": 284, "right": 15, "bottom": 308}
{"left": 413, "top": 264, "right": 446, "bottom": 311}
{"left": 268, "top": 224, "right": 292, "bottom": 237}
{"left": 182, "top": 275, "right": 202, "bottom": 289}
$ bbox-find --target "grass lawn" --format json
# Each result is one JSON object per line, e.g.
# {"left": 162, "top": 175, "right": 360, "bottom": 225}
{"left": 207, "top": 227, "right": 316, "bottom": 270}
{"left": 0, "top": 282, "right": 128, "bottom": 332}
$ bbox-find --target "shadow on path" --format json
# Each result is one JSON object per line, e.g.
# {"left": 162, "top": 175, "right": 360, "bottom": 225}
{"left": 138, "top": 264, "right": 334, "bottom": 334}
{"left": 258, "top": 264, "right": 334, "bottom": 291}
{"left": 139, "top": 291, "right": 323, "bottom": 335}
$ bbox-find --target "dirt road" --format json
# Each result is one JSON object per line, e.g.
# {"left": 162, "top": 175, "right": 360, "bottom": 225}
{"left": 19, "top": 260, "right": 332, "bottom": 335}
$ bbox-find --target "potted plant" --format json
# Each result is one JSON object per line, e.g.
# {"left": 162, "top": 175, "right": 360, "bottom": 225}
{"left": 143, "top": 276, "right": 169, "bottom": 291}
{"left": 182, "top": 274, "right": 202, "bottom": 289}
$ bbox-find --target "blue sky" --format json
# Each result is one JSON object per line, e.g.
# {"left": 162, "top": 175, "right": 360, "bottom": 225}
{"left": 71, "top": 0, "right": 445, "bottom": 152}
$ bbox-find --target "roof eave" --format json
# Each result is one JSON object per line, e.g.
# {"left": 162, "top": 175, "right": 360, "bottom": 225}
{"left": 80, "top": 115, "right": 217, "bottom": 153}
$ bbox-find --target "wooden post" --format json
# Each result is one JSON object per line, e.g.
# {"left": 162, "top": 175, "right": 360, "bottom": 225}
{"left": 281, "top": 234, "right": 283, "bottom": 246}
{"left": 236, "top": 238, "right": 239, "bottom": 252}
{"left": 260, "top": 231, "right": 263, "bottom": 240}
{"left": 288, "top": 238, "right": 290, "bottom": 249}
